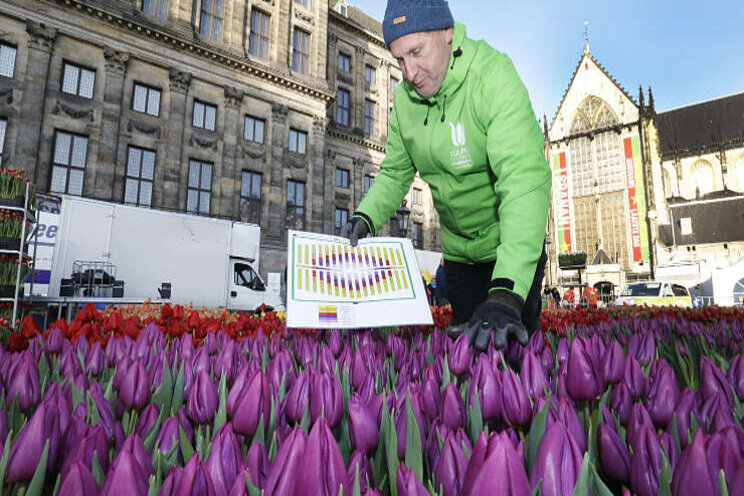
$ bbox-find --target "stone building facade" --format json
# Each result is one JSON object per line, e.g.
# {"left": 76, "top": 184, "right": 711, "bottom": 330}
{"left": 0, "top": 0, "right": 440, "bottom": 284}
{"left": 545, "top": 43, "right": 744, "bottom": 299}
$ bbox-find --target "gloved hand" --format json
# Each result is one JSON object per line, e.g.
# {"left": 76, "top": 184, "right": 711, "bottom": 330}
{"left": 340, "top": 214, "right": 371, "bottom": 247}
{"left": 447, "top": 289, "right": 529, "bottom": 351}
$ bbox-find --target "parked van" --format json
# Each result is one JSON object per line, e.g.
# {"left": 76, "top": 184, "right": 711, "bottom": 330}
{"left": 613, "top": 281, "right": 692, "bottom": 307}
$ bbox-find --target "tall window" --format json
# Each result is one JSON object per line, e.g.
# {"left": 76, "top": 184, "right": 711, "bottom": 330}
{"left": 364, "top": 174, "right": 374, "bottom": 193}
{"left": 335, "top": 208, "right": 348, "bottom": 235}
{"left": 412, "top": 187, "right": 422, "bottom": 205}
{"left": 389, "top": 76, "right": 399, "bottom": 96}
{"left": 0, "top": 43, "right": 16, "bottom": 79}
{"left": 240, "top": 171, "right": 262, "bottom": 223}
{"left": 292, "top": 28, "right": 310, "bottom": 75}
{"left": 412, "top": 221, "right": 423, "bottom": 248}
{"left": 132, "top": 83, "right": 161, "bottom": 117}
{"left": 249, "top": 9, "right": 270, "bottom": 59}
{"left": 0, "top": 119, "right": 6, "bottom": 168}
{"left": 51, "top": 131, "right": 87, "bottom": 195}
{"left": 336, "top": 88, "right": 350, "bottom": 126}
{"left": 125, "top": 146, "right": 155, "bottom": 207}
{"left": 335, "top": 168, "right": 349, "bottom": 188}
{"left": 289, "top": 128, "right": 307, "bottom": 154}
{"left": 193, "top": 100, "right": 217, "bottom": 131}
{"left": 364, "top": 99, "right": 375, "bottom": 136}
{"left": 187, "top": 159, "right": 212, "bottom": 214}
{"left": 61, "top": 62, "right": 95, "bottom": 99}
{"left": 338, "top": 53, "right": 350, "bottom": 73}
{"left": 365, "top": 65, "right": 376, "bottom": 86}
{"left": 141, "top": 0, "right": 168, "bottom": 20}
{"left": 692, "top": 160, "right": 714, "bottom": 198}
{"left": 286, "top": 180, "right": 305, "bottom": 229}
{"left": 199, "top": 0, "right": 223, "bottom": 41}
{"left": 295, "top": 0, "right": 310, "bottom": 7}
{"left": 244, "top": 115, "right": 265, "bottom": 143}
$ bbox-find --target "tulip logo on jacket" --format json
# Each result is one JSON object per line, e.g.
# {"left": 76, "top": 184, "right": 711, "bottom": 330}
{"left": 448, "top": 121, "right": 472, "bottom": 171}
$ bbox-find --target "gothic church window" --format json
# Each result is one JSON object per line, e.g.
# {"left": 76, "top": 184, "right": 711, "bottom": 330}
{"left": 691, "top": 160, "right": 714, "bottom": 198}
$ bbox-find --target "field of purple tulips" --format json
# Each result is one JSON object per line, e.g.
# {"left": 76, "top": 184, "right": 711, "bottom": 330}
{"left": 0, "top": 306, "right": 744, "bottom": 495}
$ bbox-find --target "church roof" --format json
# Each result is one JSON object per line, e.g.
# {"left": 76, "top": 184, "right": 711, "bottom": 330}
{"left": 656, "top": 92, "right": 744, "bottom": 159}
{"left": 347, "top": 6, "right": 383, "bottom": 38}
{"left": 550, "top": 52, "right": 638, "bottom": 134}
{"left": 658, "top": 193, "right": 744, "bottom": 246}
{"left": 590, "top": 247, "right": 613, "bottom": 265}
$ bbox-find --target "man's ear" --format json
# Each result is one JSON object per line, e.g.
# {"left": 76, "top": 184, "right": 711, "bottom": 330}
{"left": 445, "top": 27, "right": 453, "bottom": 45}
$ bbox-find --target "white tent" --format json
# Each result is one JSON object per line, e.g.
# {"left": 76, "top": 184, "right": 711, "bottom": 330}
{"left": 710, "top": 256, "right": 744, "bottom": 306}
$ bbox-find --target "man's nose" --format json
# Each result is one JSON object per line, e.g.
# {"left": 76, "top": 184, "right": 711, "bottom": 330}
{"left": 404, "top": 61, "right": 417, "bottom": 83}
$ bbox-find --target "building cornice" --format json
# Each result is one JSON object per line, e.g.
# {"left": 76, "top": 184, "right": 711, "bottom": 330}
{"left": 32, "top": 0, "right": 335, "bottom": 103}
{"left": 328, "top": 9, "right": 386, "bottom": 49}
{"left": 328, "top": 126, "right": 385, "bottom": 153}
{"left": 548, "top": 121, "right": 640, "bottom": 147}
{"left": 661, "top": 136, "right": 744, "bottom": 162}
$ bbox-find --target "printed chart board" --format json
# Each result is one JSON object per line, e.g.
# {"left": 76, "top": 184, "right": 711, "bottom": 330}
{"left": 286, "top": 230, "right": 434, "bottom": 329}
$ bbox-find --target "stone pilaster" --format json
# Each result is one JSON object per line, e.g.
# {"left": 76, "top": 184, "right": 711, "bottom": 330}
{"left": 311, "top": 115, "right": 326, "bottom": 233}
{"left": 267, "top": 102, "right": 288, "bottom": 239}
{"left": 98, "top": 48, "right": 129, "bottom": 201}
{"left": 21, "top": 20, "right": 56, "bottom": 186}
{"left": 221, "top": 85, "right": 243, "bottom": 218}
{"left": 159, "top": 68, "right": 191, "bottom": 210}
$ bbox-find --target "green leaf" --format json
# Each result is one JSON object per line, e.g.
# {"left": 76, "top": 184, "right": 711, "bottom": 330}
{"left": 532, "top": 479, "right": 543, "bottom": 496}
{"left": 179, "top": 424, "right": 195, "bottom": 463}
{"left": 405, "top": 389, "right": 423, "bottom": 482}
{"left": 103, "top": 366, "right": 116, "bottom": 402}
{"left": 670, "top": 413, "right": 682, "bottom": 456}
{"left": 70, "top": 378, "right": 84, "bottom": 411}
{"left": 0, "top": 429, "right": 14, "bottom": 496}
{"left": 246, "top": 471, "right": 262, "bottom": 496}
{"left": 152, "top": 358, "right": 173, "bottom": 415}
{"left": 690, "top": 411, "right": 700, "bottom": 444}
{"left": 383, "top": 397, "right": 399, "bottom": 496}
{"left": 77, "top": 347, "right": 87, "bottom": 374}
{"left": 527, "top": 394, "right": 551, "bottom": 473}
{"left": 278, "top": 372, "right": 288, "bottom": 405}
{"left": 719, "top": 469, "right": 729, "bottom": 496}
{"left": 268, "top": 394, "right": 277, "bottom": 443}
{"left": 468, "top": 390, "right": 483, "bottom": 448}
{"left": 251, "top": 414, "right": 265, "bottom": 448}
{"left": 441, "top": 355, "right": 451, "bottom": 393}
{"left": 142, "top": 414, "right": 163, "bottom": 453}
{"left": 147, "top": 474, "right": 159, "bottom": 496}
{"left": 212, "top": 371, "right": 228, "bottom": 438}
{"left": 8, "top": 395, "right": 23, "bottom": 436}
{"left": 426, "top": 339, "right": 433, "bottom": 366}
{"left": 170, "top": 363, "right": 185, "bottom": 417}
{"left": 268, "top": 432, "right": 278, "bottom": 463}
{"left": 353, "top": 461, "right": 361, "bottom": 496}
{"left": 92, "top": 451, "right": 105, "bottom": 488}
{"left": 658, "top": 451, "right": 672, "bottom": 496}
{"left": 300, "top": 400, "right": 310, "bottom": 433}
{"left": 589, "top": 461, "right": 614, "bottom": 496}
{"left": 571, "top": 453, "right": 590, "bottom": 496}
{"left": 52, "top": 473, "right": 61, "bottom": 496}
{"left": 86, "top": 391, "right": 102, "bottom": 427}
{"left": 342, "top": 367, "right": 352, "bottom": 405}
{"left": 25, "top": 439, "right": 50, "bottom": 496}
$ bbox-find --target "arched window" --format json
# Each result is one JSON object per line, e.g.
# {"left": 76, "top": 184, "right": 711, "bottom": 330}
{"left": 662, "top": 168, "right": 673, "bottom": 198}
{"left": 691, "top": 160, "right": 714, "bottom": 198}
{"left": 732, "top": 154, "right": 744, "bottom": 193}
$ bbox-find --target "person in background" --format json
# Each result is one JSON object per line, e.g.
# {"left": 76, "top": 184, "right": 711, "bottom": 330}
{"left": 342, "top": 0, "right": 550, "bottom": 351}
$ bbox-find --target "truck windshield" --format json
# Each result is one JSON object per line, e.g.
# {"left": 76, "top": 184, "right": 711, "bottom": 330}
{"left": 620, "top": 283, "right": 661, "bottom": 297}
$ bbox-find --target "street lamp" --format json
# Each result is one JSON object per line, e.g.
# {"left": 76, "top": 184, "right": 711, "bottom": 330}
{"left": 395, "top": 199, "right": 410, "bottom": 237}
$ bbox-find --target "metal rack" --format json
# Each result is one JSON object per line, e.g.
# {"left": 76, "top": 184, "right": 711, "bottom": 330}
{"left": 69, "top": 260, "right": 118, "bottom": 297}
{"left": 0, "top": 182, "right": 36, "bottom": 326}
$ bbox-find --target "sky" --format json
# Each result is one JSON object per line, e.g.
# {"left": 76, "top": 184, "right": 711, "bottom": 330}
{"left": 347, "top": 1, "right": 744, "bottom": 123}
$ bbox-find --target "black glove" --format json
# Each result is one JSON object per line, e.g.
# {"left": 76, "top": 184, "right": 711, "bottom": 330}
{"left": 340, "top": 214, "right": 371, "bottom": 247}
{"left": 447, "top": 289, "right": 529, "bottom": 351}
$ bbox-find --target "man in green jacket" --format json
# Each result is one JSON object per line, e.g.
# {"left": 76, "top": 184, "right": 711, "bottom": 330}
{"left": 342, "top": 0, "right": 550, "bottom": 351}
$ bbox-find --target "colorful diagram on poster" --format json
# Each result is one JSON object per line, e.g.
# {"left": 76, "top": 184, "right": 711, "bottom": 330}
{"left": 286, "top": 230, "right": 433, "bottom": 329}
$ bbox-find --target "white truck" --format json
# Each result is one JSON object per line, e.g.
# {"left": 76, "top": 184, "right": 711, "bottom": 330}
{"left": 36, "top": 195, "right": 281, "bottom": 312}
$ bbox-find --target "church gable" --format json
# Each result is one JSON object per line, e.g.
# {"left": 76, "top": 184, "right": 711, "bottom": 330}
{"left": 550, "top": 53, "right": 639, "bottom": 142}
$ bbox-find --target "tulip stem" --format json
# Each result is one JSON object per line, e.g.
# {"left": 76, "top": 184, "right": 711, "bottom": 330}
{"left": 583, "top": 403, "right": 591, "bottom": 434}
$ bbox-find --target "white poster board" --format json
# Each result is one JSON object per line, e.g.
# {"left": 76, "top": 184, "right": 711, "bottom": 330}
{"left": 286, "top": 230, "right": 434, "bottom": 329}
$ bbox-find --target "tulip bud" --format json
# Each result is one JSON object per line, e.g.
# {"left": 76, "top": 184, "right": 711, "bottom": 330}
{"left": 244, "top": 442, "right": 269, "bottom": 490}
{"left": 206, "top": 422, "right": 243, "bottom": 495}
{"left": 440, "top": 383, "right": 466, "bottom": 430}
{"left": 264, "top": 428, "right": 307, "bottom": 495}
{"left": 521, "top": 351, "right": 549, "bottom": 400}
{"left": 58, "top": 461, "right": 99, "bottom": 496}
{"left": 310, "top": 371, "right": 344, "bottom": 428}
{"left": 348, "top": 394, "right": 379, "bottom": 454}
{"left": 601, "top": 341, "right": 625, "bottom": 384}
{"left": 530, "top": 423, "right": 583, "bottom": 496}
{"left": 6, "top": 355, "right": 41, "bottom": 411}
{"left": 6, "top": 399, "right": 61, "bottom": 482}
{"left": 624, "top": 354, "right": 646, "bottom": 399}
{"left": 118, "top": 360, "right": 149, "bottom": 410}
{"left": 647, "top": 361, "right": 680, "bottom": 427}
{"left": 434, "top": 432, "right": 468, "bottom": 496}
{"left": 630, "top": 425, "right": 663, "bottom": 496}
{"left": 700, "top": 356, "right": 734, "bottom": 406}
{"left": 100, "top": 442, "right": 149, "bottom": 496}
{"left": 501, "top": 367, "right": 531, "bottom": 428}
{"left": 599, "top": 421, "right": 631, "bottom": 482}
{"left": 173, "top": 453, "right": 217, "bottom": 496}
{"left": 347, "top": 450, "right": 374, "bottom": 493}
{"left": 671, "top": 429, "right": 717, "bottom": 495}
{"left": 297, "top": 418, "right": 348, "bottom": 496}
{"left": 397, "top": 464, "right": 429, "bottom": 496}
{"left": 448, "top": 334, "right": 471, "bottom": 377}
{"left": 461, "top": 432, "right": 531, "bottom": 496}
{"left": 231, "top": 369, "right": 271, "bottom": 437}
{"left": 186, "top": 370, "right": 218, "bottom": 424}
{"left": 134, "top": 403, "right": 160, "bottom": 439}
{"left": 285, "top": 367, "right": 312, "bottom": 423}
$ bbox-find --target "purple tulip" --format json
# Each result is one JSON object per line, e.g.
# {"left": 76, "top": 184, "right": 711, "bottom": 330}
{"left": 310, "top": 372, "right": 344, "bottom": 428}
{"left": 134, "top": 403, "right": 160, "bottom": 439}
{"left": 726, "top": 355, "right": 744, "bottom": 401}
{"left": 647, "top": 361, "right": 680, "bottom": 426}
{"left": 700, "top": 393, "right": 736, "bottom": 433}
{"left": 6, "top": 355, "right": 41, "bottom": 411}
{"left": 461, "top": 432, "right": 531, "bottom": 496}
{"left": 88, "top": 383, "right": 115, "bottom": 439}
{"left": 213, "top": 339, "right": 237, "bottom": 384}
{"left": 501, "top": 367, "right": 531, "bottom": 428}
{"left": 395, "top": 388, "right": 427, "bottom": 460}
{"left": 601, "top": 341, "right": 625, "bottom": 384}
{"left": 0, "top": 408, "right": 7, "bottom": 443}
{"left": 624, "top": 354, "right": 646, "bottom": 399}
{"left": 285, "top": 367, "right": 312, "bottom": 423}
{"left": 448, "top": 334, "right": 471, "bottom": 376}
{"left": 521, "top": 351, "right": 549, "bottom": 400}
{"left": 471, "top": 355, "right": 502, "bottom": 422}
{"left": 187, "top": 370, "right": 218, "bottom": 424}
{"left": 6, "top": 398, "right": 61, "bottom": 482}
{"left": 671, "top": 429, "right": 717, "bottom": 495}
{"left": 630, "top": 425, "right": 663, "bottom": 496}
{"left": 420, "top": 377, "right": 441, "bottom": 423}
{"left": 440, "top": 383, "right": 466, "bottom": 430}
{"left": 297, "top": 418, "right": 348, "bottom": 496}
{"left": 58, "top": 461, "right": 99, "bottom": 496}
{"left": 45, "top": 328, "right": 64, "bottom": 353}
{"left": 348, "top": 394, "right": 379, "bottom": 454}
{"left": 530, "top": 423, "right": 583, "bottom": 496}
{"left": 700, "top": 356, "right": 734, "bottom": 406}
{"left": 556, "top": 338, "right": 569, "bottom": 365}
{"left": 191, "top": 346, "right": 211, "bottom": 376}
{"left": 567, "top": 338, "right": 602, "bottom": 401}
{"left": 706, "top": 431, "right": 742, "bottom": 490}
{"left": 206, "top": 422, "right": 242, "bottom": 495}
{"left": 119, "top": 434, "right": 152, "bottom": 479}
{"left": 627, "top": 403, "right": 655, "bottom": 447}
{"left": 244, "top": 442, "right": 269, "bottom": 490}
{"left": 434, "top": 432, "right": 468, "bottom": 496}
{"left": 347, "top": 450, "right": 373, "bottom": 493}
{"left": 397, "top": 464, "right": 429, "bottom": 496}
{"left": 599, "top": 421, "right": 631, "bottom": 482}
{"left": 231, "top": 369, "right": 271, "bottom": 437}
{"left": 85, "top": 342, "right": 105, "bottom": 376}
{"left": 174, "top": 453, "right": 217, "bottom": 495}
{"left": 659, "top": 432, "right": 678, "bottom": 470}
{"left": 118, "top": 360, "right": 149, "bottom": 409}
{"left": 100, "top": 444, "right": 149, "bottom": 496}
{"left": 668, "top": 388, "right": 697, "bottom": 449}
{"left": 264, "top": 428, "right": 307, "bottom": 495}
{"left": 62, "top": 424, "right": 109, "bottom": 476}
{"left": 552, "top": 396, "right": 587, "bottom": 453}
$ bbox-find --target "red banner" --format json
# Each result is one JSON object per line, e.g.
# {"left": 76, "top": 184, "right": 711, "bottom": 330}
{"left": 624, "top": 137, "right": 642, "bottom": 262}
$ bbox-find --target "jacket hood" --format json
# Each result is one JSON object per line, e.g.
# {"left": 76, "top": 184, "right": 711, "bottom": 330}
{"left": 403, "top": 22, "right": 476, "bottom": 106}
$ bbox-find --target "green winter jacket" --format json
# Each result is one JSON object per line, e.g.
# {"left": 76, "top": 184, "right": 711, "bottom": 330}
{"left": 355, "top": 22, "right": 551, "bottom": 302}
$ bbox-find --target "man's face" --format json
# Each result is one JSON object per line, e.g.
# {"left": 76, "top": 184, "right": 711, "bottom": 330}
{"left": 390, "top": 28, "right": 453, "bottom": 99}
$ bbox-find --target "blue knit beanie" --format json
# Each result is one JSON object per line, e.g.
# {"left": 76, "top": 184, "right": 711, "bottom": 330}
{"left": 382, "top": 0, "right": 454, "bottom": 46}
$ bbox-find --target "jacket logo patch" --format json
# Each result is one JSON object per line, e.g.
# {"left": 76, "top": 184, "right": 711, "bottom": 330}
{"left": 449, "top": 122, "right": 466, "bottom": 147}
{"left": 393, "top": 16, "right": 406, "bottom": 25}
